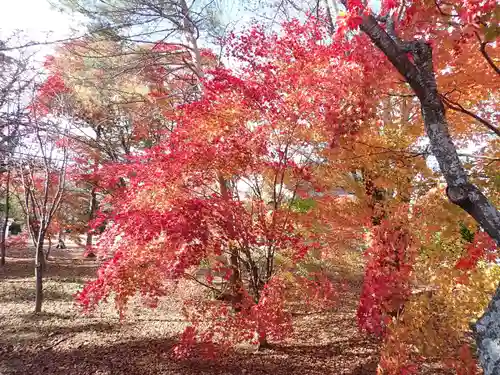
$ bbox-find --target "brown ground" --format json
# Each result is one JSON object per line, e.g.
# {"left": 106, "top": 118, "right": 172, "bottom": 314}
{"left": 0, "top": 244, "right": 380, "bottom": 375}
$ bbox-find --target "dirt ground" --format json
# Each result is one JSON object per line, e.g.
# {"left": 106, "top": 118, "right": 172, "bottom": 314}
{"left": 0, "top": 244, "right": 381, "bottom": 375}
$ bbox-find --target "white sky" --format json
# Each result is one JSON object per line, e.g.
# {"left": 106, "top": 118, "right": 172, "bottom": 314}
{"left": 0, "top": 0, "right": 83, "bottom": 63}
{"left": 1, "top": 1, "right": 71, "bottom": 36}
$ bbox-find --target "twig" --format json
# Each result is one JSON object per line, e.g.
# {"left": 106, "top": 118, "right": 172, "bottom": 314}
{"left": 44, "top": 334, "right": 73, "bottom": 351}
{"left": 457, "top": 153, "right": 500, "bottom": 162}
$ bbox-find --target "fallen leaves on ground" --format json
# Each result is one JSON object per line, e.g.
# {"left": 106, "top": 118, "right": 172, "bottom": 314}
{"left": 0, "top": 245, "right": 380, "bottom": 375}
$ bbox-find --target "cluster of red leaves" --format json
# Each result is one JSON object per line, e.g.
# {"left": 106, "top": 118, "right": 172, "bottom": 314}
{"left": 226, "top": 20, "right": 384, "bottom": 137}
{"left": 456, "top": 231, "right": 498, "bottom": 271}
{"left": 5, "top": 232, "right": 29, "bottom": 251}
{"left": 174, "top": 278, "right": 292, "bottom": 358}
{"left": 357, "top": 220, "right": 415, "bottom": 337}
{"left": 31, "top": 74, "right": 69, "bottom": 115}
{"left": 77, "top": 192, "right": 319, "bottom": 309}
{"left": 289, "top": 273, "right": 339, "bottom": 312}
{"left": 445, "top": 344, "right": 481, "bottom": 375}
{"left": 340, "top": 0, "right": 498, "bottom": 70}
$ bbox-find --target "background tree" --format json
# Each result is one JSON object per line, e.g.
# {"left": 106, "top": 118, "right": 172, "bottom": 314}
{"left": 15, "top": 121, "right": 68, "bottom": 313}
{"left": 0, "top": 38, "right": 38, "bottom": 265}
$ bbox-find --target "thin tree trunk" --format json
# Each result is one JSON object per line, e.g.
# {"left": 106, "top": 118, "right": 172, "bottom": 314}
{"left": 85, "top": 186, "right": 98, "bottom": 256}
{"left": 0, "top": 168, "right": 10, "bottom": 266}
{"left": 218, "top": 174, "right": 243, "bottom": 311}
{"left": 56, "top": 229, "right": 65, "bottom": 249}
{"left": 180, "top": 0, "right": 203, "bottom": 78}
{"left": 322, "top": 0, "right": 336, "bottom": 33}
{"left": 34, "top": 231, "right": 45, "bottom": 313}
{"left": 46, "top": 234, "right": 52, "bottom": 260}
{"left": 86, "top": 124, "right": 102, "bottom": 257}
{"left": 229, "top": 246, "right": 243, "bottom": 311}
{"left": 257, "top": 331, "right": 271, "bottom": 351}
{"left": 183, "top": 1, "right": 245, "bottom": 312}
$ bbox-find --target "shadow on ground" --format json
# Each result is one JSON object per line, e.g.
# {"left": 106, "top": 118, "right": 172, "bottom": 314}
{"left": 0, "top": 259, "right": 98, "bottom": 280}
{"left": 0, "top": 245, "right": 382, "bottom": 375}
{"left": 0, "top": 285, "right": 76, "bottom": 303}
{"left": 1, "top": 335, "right": 380, "bottom": 375}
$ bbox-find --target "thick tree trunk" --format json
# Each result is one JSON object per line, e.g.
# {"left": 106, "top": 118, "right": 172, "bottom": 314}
{"left": 348, "top": 10, "right": 500, "bottom": 374}
{"left": 474, "top": 287, "right": 500, "bottom": 375}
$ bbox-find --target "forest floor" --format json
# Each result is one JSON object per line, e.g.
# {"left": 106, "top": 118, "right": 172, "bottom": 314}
{"left": 0, "top": 244, "right": 382, "bottom": 375}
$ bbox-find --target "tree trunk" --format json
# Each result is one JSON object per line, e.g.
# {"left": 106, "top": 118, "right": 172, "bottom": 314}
{"left": 34, "top": 231, "right": 45, "bottom": 313}
{"left": 474, "top": 287, "right": 500, "bottom": 375}
{"left": 1, "top": 168, "right": 10, "bottom": 266}
{"left": 257, "top": 331, "right": 272, "bottom": 351}
{"left": 351, "top": 12, "right": 500, "bottom": 375}
{"left": 217, "top": 174, "right": 243, "bottom": 311}
{"left": 362, "top": 169, "right": 386, "bottom": 226}
{"left": 86, "top": 124, "right": 101, "bottom": 257}
{"left": 85, "top": 187, "right": 98, "bottom": 256}
{"left": 229, "top": 247, "right": 243, "bottom": 311}
{"left": 56, "top": 229, "right": 66, "bottom": 249}
{"left": 46, "top": 235, "right": 52, "bottom": 260}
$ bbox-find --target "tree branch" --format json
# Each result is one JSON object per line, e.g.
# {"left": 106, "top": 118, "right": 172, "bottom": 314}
{"left": 475, "top": 32, "right": 500, "bottom": 76}
{"left": 440, "top": 95, "right": 500, "bottom": 137}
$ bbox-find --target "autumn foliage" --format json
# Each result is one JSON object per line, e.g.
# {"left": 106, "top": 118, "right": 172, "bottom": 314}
{"left": 34, "top": 0, "right": 499, "bottom": 373}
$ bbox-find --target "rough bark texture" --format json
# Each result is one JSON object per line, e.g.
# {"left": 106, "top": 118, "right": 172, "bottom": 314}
{"left": 474, "top": 287, "right": 500, "bottom": 375}
{"left": 349, "top": 9, "right": 500, "bottom": 375}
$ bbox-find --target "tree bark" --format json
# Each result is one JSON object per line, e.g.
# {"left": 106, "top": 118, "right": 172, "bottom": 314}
{"left": 474, "top": 287, "right": 500, "bottom": 375}
{"left": 351, "top": 11, "right": 500, "bottom": 375}
{"left": 189, "top": 2, "right": 244, "bottom": 311}
{"left": 86, "top": 124, "right": 102, "bottom": 257}
{"left": 217, "top": 174, "right": 243, "bottom": 311}
{"left": 257, "top": 330, "right": 272, "bottom": 351}
{"left": 46, "top": 234, "right": 52, "bottom": 260}
{"left": 34, "top": 231, "right": 45, "bottom": 313}
{"left": 1, "top": 168, "right": 10, "bottom": 266}
{"left": 56, "top": 229, "right": 66, "bottom": 249}
{"left": 85, "top": 186, "right": 98, "bottom": 256}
